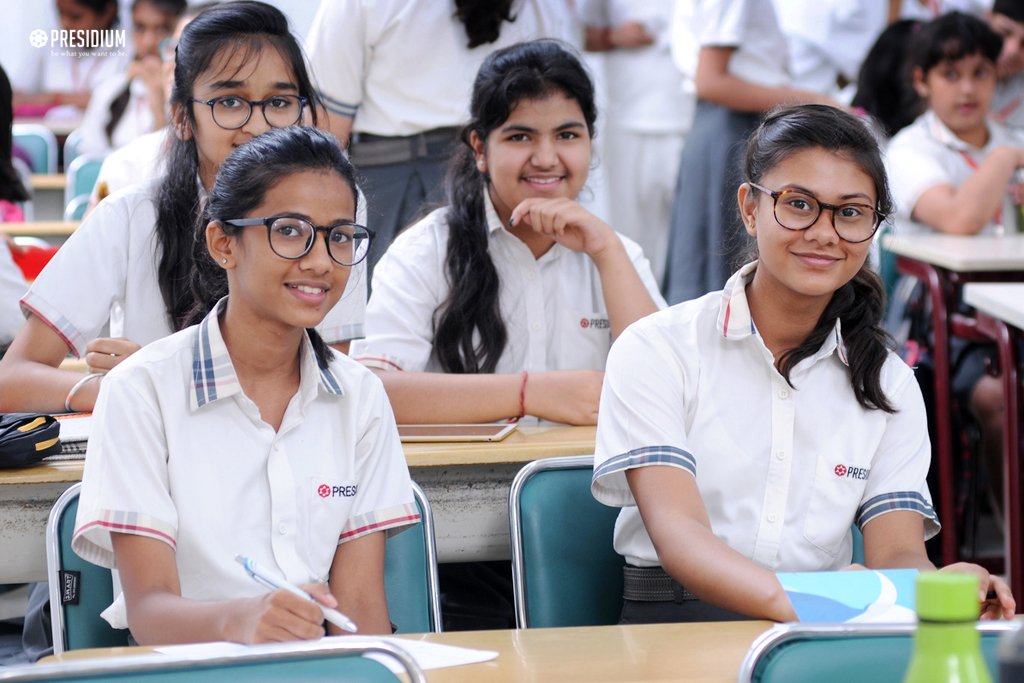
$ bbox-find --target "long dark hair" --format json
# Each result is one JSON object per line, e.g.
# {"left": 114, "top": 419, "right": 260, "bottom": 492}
{"left": 851, "top": 19, "right": 924, "bottom": 138}
{"left": 0, "top": 65, "right": 28, "bottom": 203}
{"left": 434, "top": 39, "right": 596, "bottom": 374}
{"left": 743, "top": 104, "right": 896, "bottom": 413}
{"left": 189, "top": 126, "right": 359, "bottom": 369}
{"left": 157, "top": 0, "right": 322, "bottom": 331}
{"left": 453, "top": 0, "right": 516, "bottom": 48}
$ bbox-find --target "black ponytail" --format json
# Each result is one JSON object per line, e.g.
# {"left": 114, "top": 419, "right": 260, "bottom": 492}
{"left": 745, "top": 104, "right": 896, "bottom": 413}
{"left": 453, "top": 0, "right": 516, "bottom": 48}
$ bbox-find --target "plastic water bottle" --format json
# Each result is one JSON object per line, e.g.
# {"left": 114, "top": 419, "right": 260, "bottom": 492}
{"left": 903, "top": 572, "right": 992, "bottom": 683}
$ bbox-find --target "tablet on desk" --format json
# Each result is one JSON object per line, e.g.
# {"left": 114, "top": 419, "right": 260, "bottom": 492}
{"left": 398, "top": 423, "right": 518, "bottom": 443}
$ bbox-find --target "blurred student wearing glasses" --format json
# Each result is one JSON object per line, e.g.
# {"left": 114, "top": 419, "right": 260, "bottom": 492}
{"left": 77, "top": 0, "right": 187, "bottom": 156}
{"left": 0, "top": 1, "right": 366, "bottom": 417}
{"left": 592, "top": 105, "right": 1015, "bottom": 624}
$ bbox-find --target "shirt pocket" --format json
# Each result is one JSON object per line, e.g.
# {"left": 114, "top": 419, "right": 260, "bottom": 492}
{"left": 559, "top": 309, "right": 612, "bottom": 369}
{"left": 801, "top": 451, "right": 871, "bottom": 558}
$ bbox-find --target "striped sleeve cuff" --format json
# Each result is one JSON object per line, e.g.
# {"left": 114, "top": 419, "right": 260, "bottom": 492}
{"left": 20, "top": 295, "right": 86, "bottom": 358}
{"left": 339, "top": 502, "right": 420, "bottom": 543}
{"left": 72, "top": 509, "right": 178, "bottom": 568}
{"left": 856, "top": 491, "right": 940, "bottom": 536}
{"left": 318, "top": 91, "right": 358, "bottom": 118}
{"left": 594, "top": 446, "right": 697, "bottom": 482}
{"left": 354, "top": 354, "right": 405, "bottom": 372}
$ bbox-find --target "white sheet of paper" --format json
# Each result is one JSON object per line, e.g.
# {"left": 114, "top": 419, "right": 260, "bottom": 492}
{"left": 154, "top": 636, "right": 498, "bottom": 673}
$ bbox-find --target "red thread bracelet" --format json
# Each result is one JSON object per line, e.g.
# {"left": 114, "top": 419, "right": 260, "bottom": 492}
{"left": 518, "top": 370, "right": 528, "bottom": 420}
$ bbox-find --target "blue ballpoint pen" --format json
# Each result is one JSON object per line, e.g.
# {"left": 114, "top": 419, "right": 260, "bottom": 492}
{"left": 235, "top": 555, "right": 358, "bottom": 633}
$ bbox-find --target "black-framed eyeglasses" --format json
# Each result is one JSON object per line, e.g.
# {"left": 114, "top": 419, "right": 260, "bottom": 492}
{"left": 190, "top": 94, "right": 307, "bottom": 130}
{"left": 223, "top": 215, "right": 373, "bottom": 267}
{"left": 749, "top": 182, "right": 885, "bottom": 244}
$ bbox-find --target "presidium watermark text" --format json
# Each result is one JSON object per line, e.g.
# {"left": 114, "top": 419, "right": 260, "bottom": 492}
{"left": 29, "top": 28, "right": 128, "bottom": 58}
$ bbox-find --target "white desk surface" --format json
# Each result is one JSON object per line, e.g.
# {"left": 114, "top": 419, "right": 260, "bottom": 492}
{"left": 883, "top": 233, "right": 1024, "bottom": 272}
{"left": 963, "top": 283, "right": 1024, "bottom": 330}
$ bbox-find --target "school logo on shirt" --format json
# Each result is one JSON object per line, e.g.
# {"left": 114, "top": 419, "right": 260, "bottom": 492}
{"left": 317, "top": 483, "right": 358, "bottom": 498}
{"left": 834, "top": 464, "right": 870, "bottom": 480}
{"left": 580, "top": 317, "right": 610, "bottom": 330}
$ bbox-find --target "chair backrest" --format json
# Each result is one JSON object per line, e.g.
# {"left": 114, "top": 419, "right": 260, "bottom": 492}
{"left": 509, "top": 455, "right": 625, "bottom": 628}
{"left": 738, "top": 622, "right": 1018, "bottom": 683}
{"left": 62, "top": 129, "right": 83, "bottom": 168}
{"left": 62, "top": 195, "right": 89, "bottom": 222}
{"left": 46, "top": 483, "right": 130, "bottom": 654}
{"left": 0, "top": 640, "right": 425, "bottom": 682}
{"left": 12, "top": 123, "right": 58, "bottom": 174}
{"left": 63, "top": 154, "right": 104, "bottom": 210}
{"left": 47, "top": 481, "right": 441, "bottom": 654}
{"left": 384, "top": 481, "right": 442, "bottom": 633}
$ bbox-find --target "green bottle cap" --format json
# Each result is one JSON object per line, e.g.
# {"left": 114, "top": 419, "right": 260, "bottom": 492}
{"left": 916, "top": 571, "right": 979, "bottom": 622}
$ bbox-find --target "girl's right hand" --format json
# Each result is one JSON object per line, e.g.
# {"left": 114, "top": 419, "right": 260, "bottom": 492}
{"left": 84, "top": 337, "right": 142, "bottom": 373}
{"left": 230, "top": 584, "right": 335, "bottom": 644}
{"left": 525, "top": 370, "right": 603, "bottom": 425}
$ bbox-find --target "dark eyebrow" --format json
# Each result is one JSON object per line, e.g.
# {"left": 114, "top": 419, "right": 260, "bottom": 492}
{"left": 499, "top": 120, "right": 587, "bottom": 135}
{"left": 207, "top": 80, "right": 298, "bottom": 92}
{"left": 781, "top": 184, "right": 874, "bottom": 204}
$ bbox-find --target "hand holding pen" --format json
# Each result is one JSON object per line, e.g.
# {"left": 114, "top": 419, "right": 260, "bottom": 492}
{"left": 235, "top": 555, "right": 358, "bottom": 634}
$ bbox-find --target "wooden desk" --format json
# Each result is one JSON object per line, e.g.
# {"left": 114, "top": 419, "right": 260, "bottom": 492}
{"left": 964, "top": 283, "right": 1024, "bottom": 601}
{"left": 0, "top": 426, "right": 596, "bottom": 582}
{"left": 883, "top": 233, "right": 1024, "bottom": 568}
{"left": 48, "top": 621, "right": 774, "bottom": 683}
{"left": 0, "top": 220, "right": 78, "bottom": 237}
{"left": 30, "top": 174, "right": 65, "bottom": 192}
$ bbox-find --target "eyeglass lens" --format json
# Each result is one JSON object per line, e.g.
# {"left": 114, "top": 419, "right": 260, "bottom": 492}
{"left": 773, "top": 190, "right": 879, "bottom": 242}
{"left": 210, "top": 96, "right": 304, "bottom": 129}
{"left": 268, "top": 217, "right": 370, "bottom": 266}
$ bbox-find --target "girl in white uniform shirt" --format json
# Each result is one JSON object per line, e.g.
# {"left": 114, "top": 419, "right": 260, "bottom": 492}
{"left": 351, "top": 40, "right": 665, "bottom": 425}
{"left": 74, "top": 125, "right": 417, "bottom": 644}
{"left": 0, "top": 1, "right": 365, "bottom": 415}
{"left": 592, "top": 105, "right": 1015, "bottom": 623}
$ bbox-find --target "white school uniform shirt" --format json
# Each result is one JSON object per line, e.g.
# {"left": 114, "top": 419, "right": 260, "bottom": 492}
{"left": 672, "top": 0, "right": 791, "bottom": 98}
{"left": 0, "top": 244, "right": 29, "bottom": 347}
{"left": 351, "top": 193, "right": 666, "bottom": 374}
{"left": 592, "top": 262, "right": 939, "bottom": 571}
{"left": 77, "top": 74, "right": 156, "bottom": 155}
{"left": 72, "top": 297, "right": 419, "bottom": 629}
{"left": 993, "top": 73, "right": 1024, "bottom": 134}
{"left": 887, "top": 110, "right": 1024, "bottom": 236}
{"left": 21, "top": 179, "right": 367, "bottom": 357}
{"left": 305, "top": 0, "right": 576, "bottom": 136}
{"left": 89, "top": 129, "right": 168, "bottom": 203}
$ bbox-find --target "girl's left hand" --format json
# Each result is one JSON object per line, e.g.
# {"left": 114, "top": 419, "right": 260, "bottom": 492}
{"left": 510, "top": 197, "right": 615, "bottom": 258}
{"left": 941, "top": 562, "right": 1016, "bottom": 620}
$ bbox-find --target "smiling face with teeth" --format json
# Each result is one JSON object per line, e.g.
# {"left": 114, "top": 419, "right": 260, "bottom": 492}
{"left": 215, "top": 170, "right": 357, "bottom": 337}
{"left": 470, "top": 90, "right": 592, "bottom": 230}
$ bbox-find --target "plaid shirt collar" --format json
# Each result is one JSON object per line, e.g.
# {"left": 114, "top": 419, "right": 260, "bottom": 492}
{"left": 922, "top": 109, "right": 989, "bottom": 154}
{"left": 716, "top": 261, "right": 849, "bottom": 367}
{"left": 190, "top": 297, "right": 344, "bottom": 410}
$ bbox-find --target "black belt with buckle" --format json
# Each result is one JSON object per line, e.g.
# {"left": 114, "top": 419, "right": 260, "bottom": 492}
{"left": 349, "top": 127, "right": 459, "bottom": 166}
{"left": 622, "top": 565, "right": 700, "bottom": 603}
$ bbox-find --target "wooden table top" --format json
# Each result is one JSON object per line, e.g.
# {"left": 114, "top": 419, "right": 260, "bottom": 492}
{"left": 30, "top": 173, "right": 66, "bottom": 191}
{"left": 0, "top": 220, "right": 78, "bottom": 236}
{"left": 0, "top": 426, "right": 597, "bottom": 485}
{"left": 883, "top": 233, "right": 1024, "bottom": 272}
{"left": 46, "top": 621, "right": 774, "bottom": 683}
{"left": 963, "top": 283, "right": 1024, "bottom": 330}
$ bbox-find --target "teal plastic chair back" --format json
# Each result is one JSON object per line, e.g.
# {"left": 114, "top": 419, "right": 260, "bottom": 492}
{"left": 63, "top": 196, "right": 89, "bottom": 221}
{"left": 0, "top": 640, "right": 425, "bottom": 682}
{"left": 384, "top": 482, "right": 442, "bottom": 633}
{"left": 739, "top": 622, "right": 1016, "bottom": 683}
{"left": 876, "top": 221, "right": 898, "bottom": 308}
{"left": 46, "top": 483, "right": 130, "bottom": 652}
{"left": 63, "top": 128, "right": 83, "bottom": 168}
{"left": 48, "top": 482, "right": 440, "bottom": 654}
{"left": 12, "top": 123, "right": 58, "bottom": 173}
{"left": 63, "top": 154, "right": 105, "bottom": 216}
{"left": 509, "top": 455, "right": 625, "bottom": 628}
{"left": 851, "top": 524, "right": 864, "bottom": 565}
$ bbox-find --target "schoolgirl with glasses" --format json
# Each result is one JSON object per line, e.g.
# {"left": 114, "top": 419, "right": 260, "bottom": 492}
{"left": 73, "top": 126, "right": 417, "bottom": 645}
{"left": 592, "top": 105, "right": 1015, "bottom": 624}
{"left": 0, "top": 1, "right": 366, "bottom": 414}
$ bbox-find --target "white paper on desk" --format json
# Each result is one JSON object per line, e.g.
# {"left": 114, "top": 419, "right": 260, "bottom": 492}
{"left": 54, "top": 413, "right": 92, "bottom": 442}
{"left": 155, "top": 635, "right": 498, "bottom": 673}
